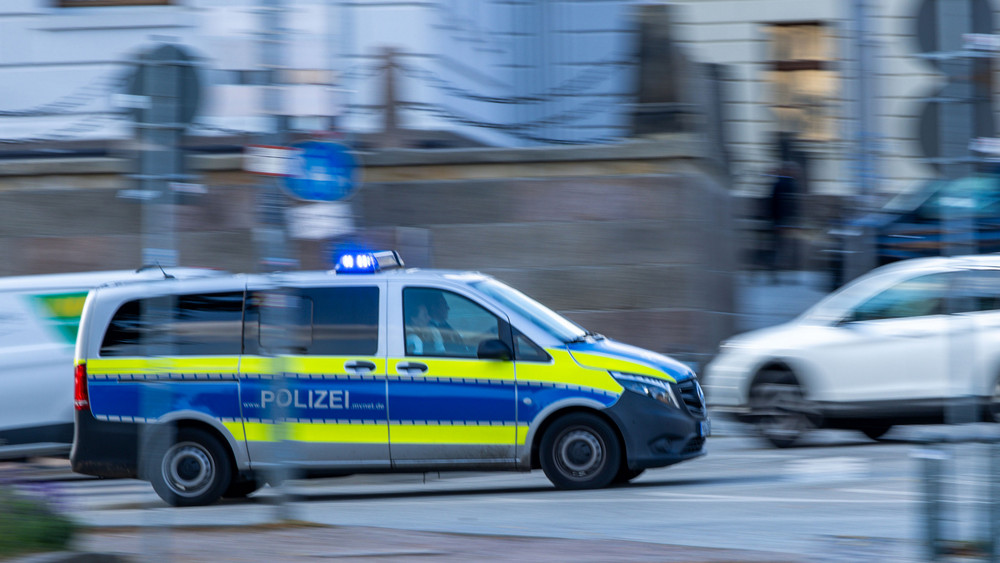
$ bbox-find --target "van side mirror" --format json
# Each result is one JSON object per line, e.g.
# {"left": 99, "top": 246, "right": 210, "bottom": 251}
{"left": 477, "top": 339, "right": 512, "bottom": 361}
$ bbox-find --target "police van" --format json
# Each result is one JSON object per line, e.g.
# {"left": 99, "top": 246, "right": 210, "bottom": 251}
{"left": 71, "top": 251, "right": 708, "bottom": 506}
{"left": 0, "top": 267, "right": 221, "bottom": 460}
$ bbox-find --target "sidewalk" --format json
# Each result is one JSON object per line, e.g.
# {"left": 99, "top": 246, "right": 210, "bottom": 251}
{"left": 21, "top": 524, "right": 805, "bottom": 563}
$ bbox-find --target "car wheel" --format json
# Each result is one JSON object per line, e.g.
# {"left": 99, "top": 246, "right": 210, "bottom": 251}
{"left": 988, "top": 378, "right": 1000, "bottom": 423}
{"left": 613, "top": 466, "right": 645, "bottom": 485}
{"left": 148, "top": 427, "right": 232, "bottom": 507}
{"left": 749, "top": 372, "right": 815, "bottom": 448}
{"left": 540, "top": 413, "right": 621, "bottom": 490}
{"left": 861, "top": 425, "right": 893, "bottom": 441}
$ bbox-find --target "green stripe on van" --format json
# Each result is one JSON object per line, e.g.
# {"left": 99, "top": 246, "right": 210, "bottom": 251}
{"left": 31, "top": 291, "right": 89, "bottom": 344}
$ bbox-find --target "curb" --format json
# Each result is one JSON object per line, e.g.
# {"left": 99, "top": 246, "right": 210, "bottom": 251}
{"left": 9, "top": 553, "right": 131, "bottom": 563}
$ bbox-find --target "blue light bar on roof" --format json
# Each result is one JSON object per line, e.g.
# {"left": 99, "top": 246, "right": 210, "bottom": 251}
{"left": 334, "top": 250, "right": 404, "bottom": 274}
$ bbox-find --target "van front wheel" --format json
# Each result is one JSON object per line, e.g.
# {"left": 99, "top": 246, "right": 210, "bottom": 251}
{"left": 148, "top": 427, "right": 231, "bottom": 507}
{"left": 540, "top": 413, "right": 620, "bottom": 490}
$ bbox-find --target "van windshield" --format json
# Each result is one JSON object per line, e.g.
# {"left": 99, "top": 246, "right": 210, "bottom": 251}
{"left": 471, "top": 279, "right": 587, "bottom": 342}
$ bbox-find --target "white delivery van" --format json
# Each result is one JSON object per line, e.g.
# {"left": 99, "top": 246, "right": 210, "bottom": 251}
{"left": 0, "top": 267, "right": 222, "bottom": 460}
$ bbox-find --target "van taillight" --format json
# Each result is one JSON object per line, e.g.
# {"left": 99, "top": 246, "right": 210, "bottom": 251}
{"left": 74, "top": 363, "right": 89, "bottom": 410}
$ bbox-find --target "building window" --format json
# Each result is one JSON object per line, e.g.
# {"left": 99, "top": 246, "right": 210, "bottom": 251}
{"left": 763, "top": 23, "right": 837, "bottom": 142}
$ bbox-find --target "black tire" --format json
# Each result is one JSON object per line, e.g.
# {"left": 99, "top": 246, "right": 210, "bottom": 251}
{"left": 988, "top": 377, "right": 1000, "bottom": 423}
{"left": 861, "top": 425, "right": 893, "bottom": 441}
{"left": 223, "top": 478, "right": 262, "bottom": 499}
{"left": 748, "top": 371, "right": 815, "bottom": 448}
{"left": 540, "top": 413, "right": 621, "bottom": 490}
{"left": 613, "top": 466, "right": 645, "bottom": 485}
{"left": 147, "top": 427, "right": 232, "bottom": 507}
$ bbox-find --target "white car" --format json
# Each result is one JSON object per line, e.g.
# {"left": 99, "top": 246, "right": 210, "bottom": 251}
{"left": 705, "top": 255, "right": 1000, "bottom": 447}
{"left": 0, "top": 267, "right": 223, "bottom": 460}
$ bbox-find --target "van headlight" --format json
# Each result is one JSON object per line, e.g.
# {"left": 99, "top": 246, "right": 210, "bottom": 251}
{"left": 610, "top": 371, "right": 680, "bottom": 408}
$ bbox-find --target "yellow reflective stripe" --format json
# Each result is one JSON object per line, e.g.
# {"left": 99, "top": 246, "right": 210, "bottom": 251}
{"left": 569, "top": 351, "right": 675, "bottom": 382}
{"left": 242, "top": 422, "right": 275, "bottom": 442}
{"left": 241, "top": 422, "right": 389, "bottom": 443}
{"left": 222, "top": 422, "right": 245, "bottom": 442}
{"left": 389, "top": 423, "right": 520, "bottom": 445}
{"left": 239, "top": 422, "right": 528, "bottom": 445}
{"left": 290, "top": 422, "right": 388, "bottom": 443}
{"left": 239, "top": 356, "right": 274, "bottom": 374}
{"left": 284, "top": 356, "right": 385, "bottom": 375}
{"left": 170, "top": 356, "right": 240, "bottom": 372}
{"left": 392, "top": 358, "right": 515, "bottom": 381}
{"left": 87, "top": 358, "right": 153, "bottom": 374}
{"left": 87, "top": 357, "right": 240, "bottom": 375}
{"left": 514, "top": 350, "right": 623, "bottom": 393}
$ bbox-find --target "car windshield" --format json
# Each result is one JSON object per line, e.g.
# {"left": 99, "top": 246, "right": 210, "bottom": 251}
{"left": 471, "top": 278, "right": 587, "bottom": 342}
{"left": 882, "top": 180, "right": 941, "bottom": 213}
{"left": 920, "top": 175, "right": 1000, "bottom": 219}
{"left": 799, "top": 268, "right": 909, "bottom": 324}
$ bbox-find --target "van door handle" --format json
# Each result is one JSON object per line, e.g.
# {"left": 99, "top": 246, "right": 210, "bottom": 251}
{"left": 397, "top": 362, "right": 428, "bottom": 375}
{"left": 344, "top": 360, "right": 377, "bottom": 374}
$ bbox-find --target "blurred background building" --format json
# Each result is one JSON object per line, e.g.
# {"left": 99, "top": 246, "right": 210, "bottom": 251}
{"left": 670, "top": 0, "right": 998, "bottom": 275}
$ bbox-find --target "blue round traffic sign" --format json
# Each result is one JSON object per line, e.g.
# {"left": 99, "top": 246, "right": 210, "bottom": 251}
{"left": 282, "top": 141, "right": 359, "bottom": 202}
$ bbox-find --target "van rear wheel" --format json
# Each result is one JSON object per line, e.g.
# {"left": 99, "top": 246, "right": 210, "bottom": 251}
{"left": 540, "top": 413, "right": 620, "bottom": 490}
{"left": 148, "top": 427, "right": 231, "bottom": 507}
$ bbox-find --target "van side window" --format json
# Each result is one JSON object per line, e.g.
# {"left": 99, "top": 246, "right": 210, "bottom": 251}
{"left": 300, "top": 286, "right": 379, "bottom": 355}
{"left": 100, "top": 292, "right": 245, "bottom": 356}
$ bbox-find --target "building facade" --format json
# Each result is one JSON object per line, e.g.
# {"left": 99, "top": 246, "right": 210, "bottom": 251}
{"left": 668, "top": 0, "right": 997, "bottom": 201}
{"left": 0, "top": 0, "right": 643, "bottom": 148}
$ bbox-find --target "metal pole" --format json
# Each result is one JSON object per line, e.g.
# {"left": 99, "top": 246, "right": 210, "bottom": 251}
{"left": 257, "top": 0, "right": 295, "bottom": 522}
{"left": 138, "top": 49, "right": 182, "bottom": 268}
{"left": 844, "top": 0, "right": 878, "bottom": 281}
{"left": 990, "top": 441, "right": 1000, "bottom": 562}
{"left": 917, "top": 447, "right": 948, "bottom": 561}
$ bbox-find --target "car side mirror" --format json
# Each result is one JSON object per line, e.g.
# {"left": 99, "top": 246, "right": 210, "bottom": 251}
{"left": 837, "top": 314, "right": 859, "bottom": 327}
{"left": 477, "top": 339, "right": 512, "bottom": 361}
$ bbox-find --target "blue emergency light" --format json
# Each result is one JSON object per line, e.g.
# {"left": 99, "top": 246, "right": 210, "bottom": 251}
{"left": 333, "top": 250, "right": 404, "bottom": 274}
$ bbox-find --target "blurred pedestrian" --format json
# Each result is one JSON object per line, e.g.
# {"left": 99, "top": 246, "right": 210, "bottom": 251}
{"left": 765, "top": 161, "right": 800, "bottom": 281}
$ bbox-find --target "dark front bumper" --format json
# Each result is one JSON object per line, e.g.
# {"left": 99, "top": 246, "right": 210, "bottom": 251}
{"left": 70, "top": 409, "right": 142, "bottom": 479}
{"left": 604, "top": 391, "right": 708, "bottom": 471}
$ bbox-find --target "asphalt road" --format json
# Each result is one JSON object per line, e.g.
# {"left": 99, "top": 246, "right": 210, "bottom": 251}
{"left": 12, "top": 417, "right": 999, "bottom": 562}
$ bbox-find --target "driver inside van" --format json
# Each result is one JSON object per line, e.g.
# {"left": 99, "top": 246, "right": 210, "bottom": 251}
{"left": 404, "top": 294, "right": 445, "bottom": 356}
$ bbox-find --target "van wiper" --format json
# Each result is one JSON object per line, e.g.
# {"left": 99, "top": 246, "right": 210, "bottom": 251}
{"left": 566, "top": 331, "right": 605, "bottom": 343}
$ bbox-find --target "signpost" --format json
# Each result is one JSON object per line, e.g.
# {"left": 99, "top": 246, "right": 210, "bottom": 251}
{"left": 282, "top": 141, "right": 359, "bottom": 202}
{"left": 245, "top": 141, "right": 360, "bottom": 202}
{"left": 244, "top": 145, "right": 299, "bottom": 176}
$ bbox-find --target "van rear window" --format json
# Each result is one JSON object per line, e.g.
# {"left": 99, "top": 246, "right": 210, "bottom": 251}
{"left": 100, "top": 292, "right": 245, "bottom": 356}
